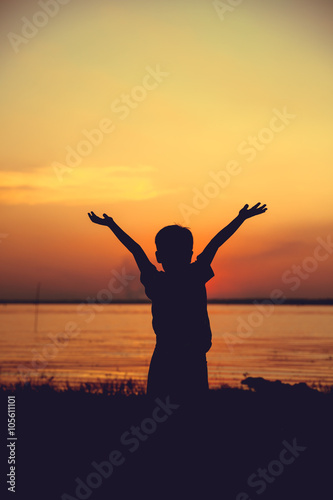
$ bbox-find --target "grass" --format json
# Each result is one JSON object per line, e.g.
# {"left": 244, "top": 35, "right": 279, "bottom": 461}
{"left": 2, "top": 374, "right": 332, "bottom": 395}
{"left": 1, "top": 377, "right": 147, "bottom": 396}
{"left": 1, "top": 378, "right": 332, "bottom": 500}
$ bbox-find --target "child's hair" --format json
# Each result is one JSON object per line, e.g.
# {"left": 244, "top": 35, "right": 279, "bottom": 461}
{"left": 155, "top": 225, "right": 193, "bottom": 254}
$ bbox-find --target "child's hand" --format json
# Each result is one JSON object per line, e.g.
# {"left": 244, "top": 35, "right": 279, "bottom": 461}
{"left": 88, "top": 211, "right": 113, "bottom": 226}
{"left": 239, "top": 203, "right": 267, "bottom": 219}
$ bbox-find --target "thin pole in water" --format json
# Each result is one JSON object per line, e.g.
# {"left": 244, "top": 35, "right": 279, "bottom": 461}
{"left": 34, "top": 282, "right": 41, "bottom": 333}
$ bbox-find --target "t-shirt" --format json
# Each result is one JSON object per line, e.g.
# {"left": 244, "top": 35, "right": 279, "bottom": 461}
{"left": 140, "top": 255, "right": 214, "bottom": 353}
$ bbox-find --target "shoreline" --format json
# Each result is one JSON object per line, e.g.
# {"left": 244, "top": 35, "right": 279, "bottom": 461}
{"left": 1, "top": 376, "right": 332, "bottom": 394}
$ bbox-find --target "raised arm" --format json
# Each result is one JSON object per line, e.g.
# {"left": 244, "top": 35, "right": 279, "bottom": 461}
{"left": 88, "top": 211, "right": 152, "bottom": 271}
{"left": 199, "top": 203, "right": 267, "bottom": 265}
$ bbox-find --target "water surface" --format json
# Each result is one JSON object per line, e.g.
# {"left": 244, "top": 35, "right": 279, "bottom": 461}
{"left": 0, "top": 304, "right": 332, "bottom": 389}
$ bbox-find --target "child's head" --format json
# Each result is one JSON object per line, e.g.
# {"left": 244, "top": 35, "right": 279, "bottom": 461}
{"left": 155, "top": 225, "right": 193, "bottom": 272}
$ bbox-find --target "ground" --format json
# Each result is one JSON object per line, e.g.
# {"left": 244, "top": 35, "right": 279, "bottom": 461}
{"left": 0, "top": 378, "right": 332, "bottom": 500}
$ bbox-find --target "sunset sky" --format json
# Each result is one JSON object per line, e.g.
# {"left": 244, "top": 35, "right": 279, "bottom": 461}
{"left": 0, "top": 0, "right": 332, "bottom": 301}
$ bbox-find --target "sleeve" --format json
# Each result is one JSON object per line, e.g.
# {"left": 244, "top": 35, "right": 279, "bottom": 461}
{"left": 194, "top": 253, "right": 215, "bottom": 284}
{"left": 139, "top": 260, "right": 159, "bottom": 298}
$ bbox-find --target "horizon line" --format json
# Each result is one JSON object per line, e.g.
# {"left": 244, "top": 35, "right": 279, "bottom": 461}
{"left": 1, "top": 298, "right": 333, "bottom": 305}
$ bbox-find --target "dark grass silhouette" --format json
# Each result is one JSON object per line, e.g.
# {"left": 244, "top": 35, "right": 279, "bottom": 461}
{"left": 1, "top": 378, "right": 332, "bottom": 500}
{"left": 88, "top": 203, "right": 267, "bottom": 402}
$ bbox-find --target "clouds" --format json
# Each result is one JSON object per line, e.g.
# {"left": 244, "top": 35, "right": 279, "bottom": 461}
{"left": 0, "top": 165, "right": 183, "bottom": 205}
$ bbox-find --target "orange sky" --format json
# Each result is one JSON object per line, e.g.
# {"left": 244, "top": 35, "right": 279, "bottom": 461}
{"left": 0, "top": 0, "right": 333, "bottom": 301}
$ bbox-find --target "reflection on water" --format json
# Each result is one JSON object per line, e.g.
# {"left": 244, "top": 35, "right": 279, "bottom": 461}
{"left": 0, "top": 304, "right": 332, "bottom": 389}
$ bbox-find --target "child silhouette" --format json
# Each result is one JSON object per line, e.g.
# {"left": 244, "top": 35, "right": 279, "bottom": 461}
{"left": 88, "top": 202, "right": 267, "bottom": 401}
